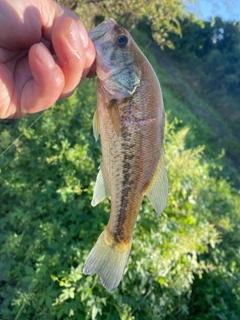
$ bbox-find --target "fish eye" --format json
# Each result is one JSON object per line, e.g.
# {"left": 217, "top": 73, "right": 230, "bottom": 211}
{"left": 116, "top": 35, "right": 128, "bottom": 48}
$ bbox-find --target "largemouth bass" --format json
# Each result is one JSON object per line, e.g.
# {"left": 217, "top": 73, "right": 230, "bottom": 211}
{"left": 83, "top": 19, "right": 168, "bottom": 291}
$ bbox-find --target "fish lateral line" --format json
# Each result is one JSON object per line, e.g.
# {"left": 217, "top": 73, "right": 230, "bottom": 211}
{"left": 85, "top": 18, "right": 168, "bottom": 291}
{"left": 122, "top": 117, "right": 157, "bottom": 128}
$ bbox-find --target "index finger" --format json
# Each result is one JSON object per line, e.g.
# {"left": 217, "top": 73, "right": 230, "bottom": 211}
{"left": 52, "top": 16, "right": 95, "bottom": 98}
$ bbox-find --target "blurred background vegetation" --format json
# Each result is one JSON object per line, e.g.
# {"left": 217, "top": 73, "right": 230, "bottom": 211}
{"left": 0, "top": 0, "right": 240, "bottom": 319}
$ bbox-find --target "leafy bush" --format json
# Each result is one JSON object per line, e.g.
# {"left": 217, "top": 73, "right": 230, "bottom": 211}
{"left": 57, "top": 0, "right": 186, "bottom": 48}
{"left": 1, "top": 69, "right": 239, "bottom": 319}
{"left": 167, "top": 17, "right": 240, "bottom": 172}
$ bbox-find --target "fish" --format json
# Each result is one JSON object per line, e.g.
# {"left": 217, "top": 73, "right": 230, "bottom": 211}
{"left": 83, "top": 18, "right": 168, "bottom": 291}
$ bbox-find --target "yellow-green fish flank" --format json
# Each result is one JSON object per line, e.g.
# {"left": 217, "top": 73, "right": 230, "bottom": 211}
{"left": 83, "top": 18, "right": 168, "bottom": 291}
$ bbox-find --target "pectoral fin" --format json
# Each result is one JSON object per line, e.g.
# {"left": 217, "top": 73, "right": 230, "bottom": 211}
{"left": 146, "top": 152, "right": 168, "bottom": 215}
{"left": 93, "top": 109, "right": 100, "bottom": 141}
{"left": 91, "top": 165, "right": 109, "bottom": 206}
{"left": 107, "top": 100, "right": 121, "bottom": 136}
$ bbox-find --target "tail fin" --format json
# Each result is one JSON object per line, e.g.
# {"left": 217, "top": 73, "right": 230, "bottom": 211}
{"left": 83, "top": 230, "right": 132, "bottom": 291}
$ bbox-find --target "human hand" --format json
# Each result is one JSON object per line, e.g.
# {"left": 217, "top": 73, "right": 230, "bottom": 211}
{"left": 0, "top": 0, "right": 95, "bottom": 118}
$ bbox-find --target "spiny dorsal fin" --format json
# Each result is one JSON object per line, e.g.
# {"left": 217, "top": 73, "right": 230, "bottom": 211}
{"left": 145, "top": 151, "right": 168, "bottom": 215}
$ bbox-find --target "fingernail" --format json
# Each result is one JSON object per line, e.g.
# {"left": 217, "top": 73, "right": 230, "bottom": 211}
{"left": 36, "top": 43, "right": 55, "bottom": 69}
{"left": 65, "top": 19, "right": 89, "bottom": 51}
{"left": 76, "top": 21, "right": 89, "bottom": 48}
{"left": 66, "top": 20, "right": 81, "bottom": 51}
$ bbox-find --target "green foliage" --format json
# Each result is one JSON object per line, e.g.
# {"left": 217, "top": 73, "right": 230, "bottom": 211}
{"left": 1, "top": 68, "right": 240, "bottom": 319}
{"left": 1, "top": 6, "right": 240, "bottom": 317}
{"left": 167, "top": 17, "right": 240, "bottom": 173}
{"left": 57, "top": 0, "right": 189, "bottom": 48}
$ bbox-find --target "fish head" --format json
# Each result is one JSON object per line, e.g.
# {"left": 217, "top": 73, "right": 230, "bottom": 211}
{"left": 89, "top": 18, "right": 141, "bottom": 100}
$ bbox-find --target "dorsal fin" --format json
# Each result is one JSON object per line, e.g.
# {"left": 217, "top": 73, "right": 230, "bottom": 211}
{"left": 145, "top": 151, "right": 168, "bottom": 215}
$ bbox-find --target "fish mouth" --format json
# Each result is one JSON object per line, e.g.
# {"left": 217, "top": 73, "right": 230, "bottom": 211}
{"left": 88, "top": 18, "right": 117, "bottom": 42}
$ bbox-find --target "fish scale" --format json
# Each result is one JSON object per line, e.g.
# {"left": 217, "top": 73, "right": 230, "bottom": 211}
{"left": 104, "top": 103, "right": 142, "bottom": 242}
{"left": 83, "top": 18, "right": 168, "bottom": 291}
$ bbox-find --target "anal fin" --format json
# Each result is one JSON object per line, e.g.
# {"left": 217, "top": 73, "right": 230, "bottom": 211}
{"left": 91, "top": 165, "right": 109, "bottom": 207}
